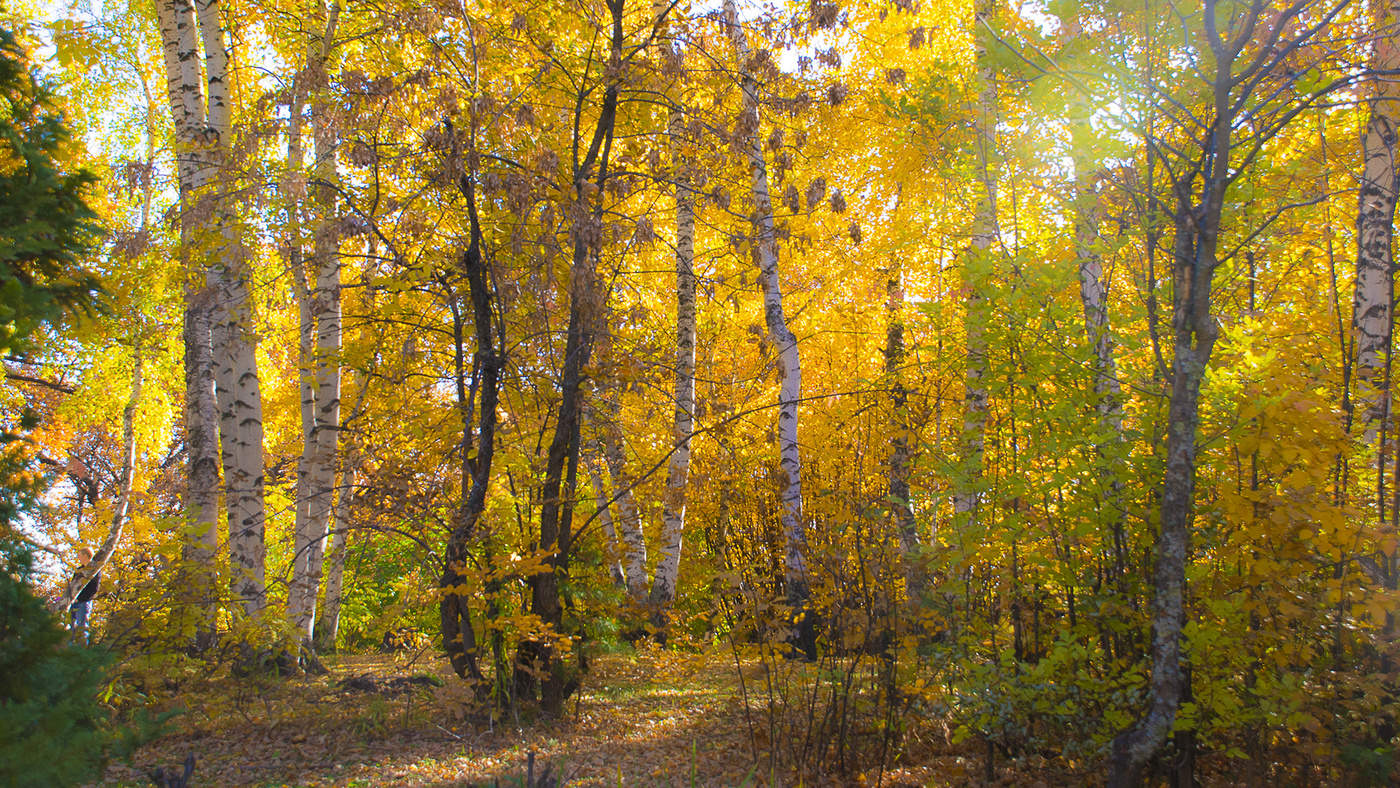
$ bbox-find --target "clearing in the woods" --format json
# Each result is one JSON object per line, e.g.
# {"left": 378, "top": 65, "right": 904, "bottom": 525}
{"left": 99, "top": 647, "right": 1034, "bottom": 787}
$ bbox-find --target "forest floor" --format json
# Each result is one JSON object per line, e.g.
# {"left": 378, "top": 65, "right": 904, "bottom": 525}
{"left": 96, "top": 644, "right": 1029, "bottom": 787}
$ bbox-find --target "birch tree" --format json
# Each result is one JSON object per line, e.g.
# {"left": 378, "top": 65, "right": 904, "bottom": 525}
{"left": 313, "top": 451, "right": 353, "bottom": 651}
{"left": 315, "top": 372, "right": 369, "bottom": 652}
{"left": 593, "top": 382, "right": 648, "bottom": 602}
{"left": 1060, "top": 10, "right": 1129, "bottom": 589}
{"left": 155, "top": 0, "right": 221, "bottom": 643}
{"left": 721, "top": 0, "right": 810, "bottom": 606}
{"left": 952, "top": 0, "right": 997, "bottom": 532}
{"left": 287, "top": 0, "right": 343, "bottom": 652}
{"left": 585, "top": 447, "right": 627, "bottom": 589}
{"left": 647, "top": 83, "right": 698, "bottom": 629}
{"left": 1350, "top": 0, "right": 1400, "bottom": 734}
{"left": 156, "top": 0, "right": 269, "bottom": 623}
{"left": 194, "top": 0, "right": 269, "bottom": 624}
{"left": 1353, "top": 0, "right": 1400, "bottom": 507}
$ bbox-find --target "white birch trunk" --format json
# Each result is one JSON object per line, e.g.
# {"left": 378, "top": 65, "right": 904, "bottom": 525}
{"left": 1071, "top": 126, "right": 1130, "bottom": 583}
{"left": 195, "top": 0, "right": 268, "bottom": 621}
{"left": 595, "top": 392, "right": 648, "bottom": 601}
{"left": 156, "top": 0, "right": 220, "bottom": 642}
{"left": 648, "top": 103, "right": 697, "bottom": 614}
{"left": 722, "top": 0, "right": 809, "bottom": 601}
{"left": 586, "top": 447, "right": 627, "bottom": 589}
{"left": 286, "top": 67, "right": 319, "bottom": 642}
{"left": 289, "top": 4, "right": 343, "bottom": 644}
{"left": 304, "top": 3, "right": 343, "bottom": 642}
{"left": 1074, "top": 172, "right": 1123, "bottom": 424}
{"left": 317, "top": 371, "right": 366, "bottom": 652}
{"left": 314, "top": 453, "right": 354, "bottom": 651}
{"left": 1354, "top": 0, "right": 1400, "bottom": 449}
{"left": 53, "top": 352, "right": 143, "bottom": 614}
{"left": 952, "top": 0, "right": 997, "bottom": 528}
{"left": 1060, "top": 8, "right": 1129, "bottom": 584}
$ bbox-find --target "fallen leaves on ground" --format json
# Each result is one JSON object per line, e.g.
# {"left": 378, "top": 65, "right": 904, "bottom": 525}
{"left": 99, "top": 645, "right": 1010, "bottom": 786}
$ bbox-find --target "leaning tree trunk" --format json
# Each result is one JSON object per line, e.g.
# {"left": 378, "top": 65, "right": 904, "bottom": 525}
{"left": 156, "top": 0, "right": 221, "bottom": 646}
{"left": 594, "top": 386, "right": 648, "bottom": 602}
{"left": 648, "top": 97, "right": 697, "bottom": 629}
{"left": 721, "top": 0, "right": 810, "bottom": 606}
{"left": 586, "top": 443, "right": 628, "bottom": 590}
{"left": 952, "top": 0, "right": 997, "bottom": 531}
{"left": 53, "top": 351, "right": 142, "bottom": 613}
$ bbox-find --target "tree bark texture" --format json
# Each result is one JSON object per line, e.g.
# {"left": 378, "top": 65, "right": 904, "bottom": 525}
{"left": 1110, "top": 3, "right": 1238, "bottom": 779}
{"left": 585, "top": 446, "right": 628, "bottom": 590}
{"left": 1353, "top": 0, "right": 1400, "bottom": 517}
{"left": 199, "top": 0, "right": 268, "bottom": 621}
{"left": 314, "top": 456, "right": 353, "bottom": 651}
{"left": 318, "top": 378, "right": 369, "bottom": 652}
{"left": 159, "top": 0, "right": 269, "bottom": 623}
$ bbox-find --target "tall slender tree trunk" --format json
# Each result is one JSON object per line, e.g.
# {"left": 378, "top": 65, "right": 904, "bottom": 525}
{"left": 1110, "top": 5, "right": 1238, "bottom": 778}
{"left": 648, "top": 98, "right": 697, "bottom": 628}
{"left": 286, "top": 64, "right": 317, "bottom": 643}
{"left": 1352, "top": 0, "right": 1400, "bottom": 739}
{"left": 289, "top": 2, "right": 344, "bottom": 647}
{"left": 182, "top": 290, "right": 221, "bottom": 645}
{"left": 721, "top": 0, "right": 809, "bottom": 606}
{"left": 317, "top": 375, "right": 369, "bottom": 652}
{"left": 952, "top": 0, "right": 997, "bottom": 530}
{"left": 517, "top": 0, "right": 624, "bottom": 715}
{"left": 156, "top": 0, "right": 222, "bottom": 645}
{"left": 174, "top": 0, "right": 270, "bottom": 623}
{"left": 314, "top": 453, "right": 353, "bottom": 652}
{"left": 1354, "top": 0, "right": 1400, "bottom": 448}
{"left": 438, "top": 106, "right": 507, "bottom": 687}
{"left": 1061, "top": 8, "right": 1131, "bottom": 590}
